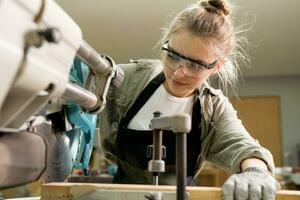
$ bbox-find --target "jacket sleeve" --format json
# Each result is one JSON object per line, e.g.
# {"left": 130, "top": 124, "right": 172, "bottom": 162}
{"left": 205, "top": 92, "right": 275, "bottom": 174}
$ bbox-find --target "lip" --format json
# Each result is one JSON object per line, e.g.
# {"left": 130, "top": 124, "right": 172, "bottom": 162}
{"left": 171, "top": 78, "right": 188, "bottom": 86}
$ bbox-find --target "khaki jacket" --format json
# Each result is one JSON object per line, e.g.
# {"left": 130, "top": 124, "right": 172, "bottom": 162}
{"left": 98, "top": 59, "right": 275, "bottom": 183}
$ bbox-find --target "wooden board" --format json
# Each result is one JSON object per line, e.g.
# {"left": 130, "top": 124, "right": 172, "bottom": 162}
{"left": 41, "top": 183, "right": 300, "bottom": 200}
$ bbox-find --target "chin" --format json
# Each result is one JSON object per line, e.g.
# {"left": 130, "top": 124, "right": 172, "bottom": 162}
{"left": 169, "top": 85, "right": 191, "bottom": 97}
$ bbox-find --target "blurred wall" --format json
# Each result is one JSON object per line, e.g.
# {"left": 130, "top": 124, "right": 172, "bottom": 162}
{"left": 237, "top": 76, "right": 300, "bottom": 166}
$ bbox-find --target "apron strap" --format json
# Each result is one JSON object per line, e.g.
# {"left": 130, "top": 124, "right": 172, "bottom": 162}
{"left": 119, "top": 72, "right": 165, "bottom": 128}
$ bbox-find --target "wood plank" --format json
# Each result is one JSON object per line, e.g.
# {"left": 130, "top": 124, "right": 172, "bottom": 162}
{"left": 41, "top": 183, "right": 300, "bottom": 200}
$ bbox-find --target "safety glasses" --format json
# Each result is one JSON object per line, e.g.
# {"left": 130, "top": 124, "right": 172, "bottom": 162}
{"left": 161, "top": 41, "right": 218, "bottom": 77}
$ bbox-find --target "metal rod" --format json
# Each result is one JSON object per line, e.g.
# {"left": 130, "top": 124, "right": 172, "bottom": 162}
{"left": 76, "top": 41, "right": 124, "bottom": 88}
{"left": 153, "top": 176, "right": 159, "bottom": 185}
{"left": 62, "top": 82, "right": 97, "bottom": 109}
{"left": 152, "top": 129, "right": 162, "bottom": 185}
{"left": 153, "top": 129, "right": 162, "bottom": 162}
{"left": 176, "top": 133, "right": 187, "bottom": 200}
{"left": 77, "top": 41, "right": 109, "bottom": 75}
{"left": 152, "top": 111, "right": 162, "bottom": 185}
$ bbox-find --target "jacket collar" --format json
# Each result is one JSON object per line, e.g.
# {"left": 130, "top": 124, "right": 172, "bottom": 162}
{"left": 197, "top": 81, "right": 219, "bottom": 98}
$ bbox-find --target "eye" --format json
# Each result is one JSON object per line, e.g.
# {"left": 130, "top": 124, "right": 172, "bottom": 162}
{"left": 187, "top": 61, "right": 204, "bottom": 72}
{"left": 188, "top": 62, "right": 206, "bottom": 72}
{"left": 166, "top": 52, "right": 181, "bottom": 62}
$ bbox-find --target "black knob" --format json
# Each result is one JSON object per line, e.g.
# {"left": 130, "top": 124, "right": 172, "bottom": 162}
{"left": 153, "top": 111, "right": 161, "bottom": 118}
{"left": 38, "top": 27, "right": 62, "bottom": 43}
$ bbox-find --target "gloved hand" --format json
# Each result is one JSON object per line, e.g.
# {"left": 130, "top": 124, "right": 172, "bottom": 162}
{"left": 222, "top": 167, "right": 280, "bottom": 200}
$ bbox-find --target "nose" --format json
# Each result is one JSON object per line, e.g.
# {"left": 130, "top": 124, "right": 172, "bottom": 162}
{"left": 173, "top": 63, "right": 187, "bottom": 76}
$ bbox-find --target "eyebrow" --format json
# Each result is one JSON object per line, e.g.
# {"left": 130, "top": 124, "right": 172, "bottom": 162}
{"left": 162, "top": 42, "right": 218, "bottom": 69}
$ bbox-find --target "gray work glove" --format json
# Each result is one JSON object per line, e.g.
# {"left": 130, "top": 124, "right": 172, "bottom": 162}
{"left": 222, "top": 167, "right": 280, "bottom": 200}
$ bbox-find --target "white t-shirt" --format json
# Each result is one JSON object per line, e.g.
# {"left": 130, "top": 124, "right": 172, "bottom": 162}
{"left": 128, "top": 84, "right": 194, "bottom": 130}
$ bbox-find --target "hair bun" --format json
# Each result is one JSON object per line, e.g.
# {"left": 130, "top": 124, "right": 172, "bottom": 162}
{"left": 200, "top": 0, "right": 230, "bottom": 16}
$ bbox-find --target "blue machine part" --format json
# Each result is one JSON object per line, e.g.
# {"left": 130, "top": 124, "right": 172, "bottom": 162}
{"left": 66, "top": 58, "right": 97, "bottom": 175}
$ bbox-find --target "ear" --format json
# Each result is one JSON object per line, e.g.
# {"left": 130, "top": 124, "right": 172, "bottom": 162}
{"left": 211, "top": 60, "right": 224, "bottom": 74}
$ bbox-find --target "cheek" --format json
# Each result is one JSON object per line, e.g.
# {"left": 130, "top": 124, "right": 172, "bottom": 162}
{"left": 190, "top": 78, "right": 203, "bottom": 87}
{"left": 189, "top": 72, "right": 211, "bottom": 86}
{"left": 163, "top": 65, "right": 172, "bottom": 79}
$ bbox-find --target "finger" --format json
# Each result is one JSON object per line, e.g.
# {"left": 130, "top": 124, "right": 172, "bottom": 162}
{"left": 222, "top": 176, "right": 236, "bottom": 200}
{"left": 262, "top": 185, "right": 277, "bottom": 200}
{"left": 234, "top": 177, "right": 249, "bottom": 200}
{"left": 249, "top": 183, "right": 262, "bottom": 200}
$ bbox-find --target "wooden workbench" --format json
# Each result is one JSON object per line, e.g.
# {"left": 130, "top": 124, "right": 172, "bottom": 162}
{"left": 41, "top": 182, "right": 300, "bottom": 200}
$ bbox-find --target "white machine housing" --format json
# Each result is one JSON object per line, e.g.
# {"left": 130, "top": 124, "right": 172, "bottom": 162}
{"left": 0, "top": 0, "right": 82, "bottom": 129}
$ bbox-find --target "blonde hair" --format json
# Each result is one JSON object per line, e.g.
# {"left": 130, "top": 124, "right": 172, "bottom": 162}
{"left": 159, "top": 0, "right": 249, "bottom": 94}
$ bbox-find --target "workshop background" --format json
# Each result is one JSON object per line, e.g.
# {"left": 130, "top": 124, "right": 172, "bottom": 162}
{"left": 1, "top": 0, "right": 300, "bottom": 198}
{"left": 55, "top": 0, "right": 300, "bottom": 166}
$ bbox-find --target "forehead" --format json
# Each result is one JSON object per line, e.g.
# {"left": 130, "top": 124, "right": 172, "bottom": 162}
{"left": 168, "top": 31, "right": 216, "bottom": 62}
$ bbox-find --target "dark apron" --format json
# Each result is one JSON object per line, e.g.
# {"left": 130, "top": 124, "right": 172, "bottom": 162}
{"left": 114, "top": 72, "right": 202, "bottom": 185}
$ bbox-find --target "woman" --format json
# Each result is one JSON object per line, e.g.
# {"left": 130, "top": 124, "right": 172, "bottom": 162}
{"left": 99, "top": 0, "right": 280, "bottom": 199}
